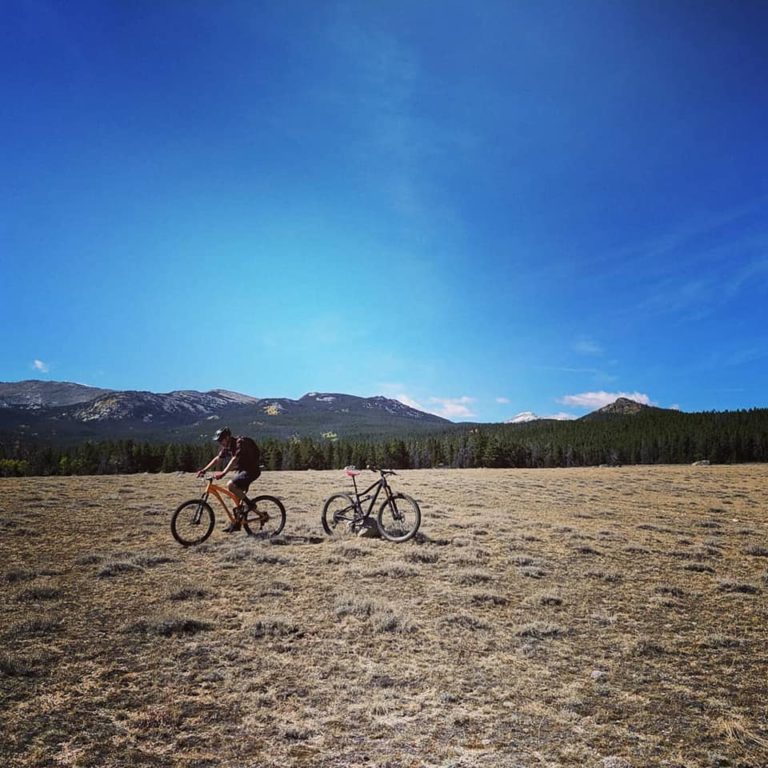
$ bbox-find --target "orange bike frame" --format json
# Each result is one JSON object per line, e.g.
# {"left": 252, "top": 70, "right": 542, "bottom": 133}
{"left": 202, "top": 479, "right": 242, "bottom": 524}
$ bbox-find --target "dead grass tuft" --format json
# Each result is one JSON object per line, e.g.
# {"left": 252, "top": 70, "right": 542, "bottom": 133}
{"left": 631, "top": 636, "right": 669, "bottom": 656}
{"left": 744, "top": 544, "right": 768, "bottom": 557}
{"left": 683, "top": 563, "right": 715, "bottom": 573}
{"left": 702, "top": 633, "right": 743, "bottom": 649}
{"left": 5, "top": 617, "right": 63, "bottom": 639}
{"left": 335, "top": 596, "right": 382, "bottom": 618}
{"left": 440, "top": 612, "right": 492, "bottom": 632}
{"left": 15, "top": 586, "right": 62, "bottom": 601}
{"left": 97, "top": 560, "right": 143, "bottom": 578}
{"left": 717, "top": 579, "right": 760, "bottom": 595}
{"left": 250, "top": 616, "right": 303, "bottom": 639}
{"left": 334, "top": 597, "right": 417, "bottom": 633}
{"left": 169, "top": 587, "right": 208, "bottom": 601}
{"left": 403, "top": 550, "right": 440, "bottom": 564}
{"left": 519, "top": 565, "right": 548, "bottom": 579}
{"left": 586, "top": 569, "right": 622, "bottom": 582}
{"left": 574, "top": 545, "right": 602, "bottom": 555}
{"left": 4, "top": 569, "right": 36, "bottom": 583}
{"left": 513, "top": 621, "right": 563, "bottom": 639}
{"left": 471, "top": 591, "right": 509, "bottom": 606}
{"left": 127, "top": 616, "right": 211, "bottom": 636}
{"left": 531, "top": 591, "right": 564, "bottom": 606}
{"left": 0, "top": 653, "right": 39, "bottom": 678}
{"left": 364, "top": 563, "right": 418, "bottom": 578}
{"left": 713, "top": 713, "right": 768, "bottom": 750}
{"left": 455, "top": 568, "right": 494, "bottom": 585}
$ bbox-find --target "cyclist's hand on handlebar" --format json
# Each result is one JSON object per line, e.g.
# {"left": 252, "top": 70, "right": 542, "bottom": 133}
{"left": 213, "top": 471, "right": 225, "bottom": 480}
{"left": 196, "top": 469, "right": 205, "bottom": 478}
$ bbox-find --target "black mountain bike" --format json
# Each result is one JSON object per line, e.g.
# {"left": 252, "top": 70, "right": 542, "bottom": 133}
{"left": 321, "top": 467, "right": 421, "bottom": 543}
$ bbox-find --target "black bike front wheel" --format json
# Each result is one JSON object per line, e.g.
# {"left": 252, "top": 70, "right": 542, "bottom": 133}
{"left": 171, "top": 499, "right": 215, "bottom": 546}
{"left": 244, "top": 495, "right": 286, "bottom": 538}
{"left": 377, "top": 493, "right": 421, "bottom": 542}
{"left": 321, "top": 492, "right": 359, "bottom": 536}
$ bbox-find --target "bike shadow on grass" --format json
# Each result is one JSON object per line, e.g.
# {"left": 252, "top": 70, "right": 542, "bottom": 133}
{"left": 258, "top": 532, "right": 325, "bottom": 546}
{"left": 266, "top": 531, "right": 448, "bottom": 547}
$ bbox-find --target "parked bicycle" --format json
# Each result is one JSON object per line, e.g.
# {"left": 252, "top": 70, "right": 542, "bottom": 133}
{"left": 171, "top": 475, "right": 286, "bottom": 546}
{"left": 321, "top": 466, "right": 421, "bottom": 542}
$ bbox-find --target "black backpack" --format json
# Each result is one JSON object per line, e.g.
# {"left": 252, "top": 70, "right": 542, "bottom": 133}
{"left": 236, "top": 436, "right": 261, "bottom": 474}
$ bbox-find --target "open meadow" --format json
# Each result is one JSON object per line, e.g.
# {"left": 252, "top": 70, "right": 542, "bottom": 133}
{"left": 2, "top": 465, "right": 767, "bottom": 768}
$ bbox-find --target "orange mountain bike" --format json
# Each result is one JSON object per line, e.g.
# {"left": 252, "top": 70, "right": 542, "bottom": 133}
{"left": 171, "top": 475, "right": 286, "bottom": 546}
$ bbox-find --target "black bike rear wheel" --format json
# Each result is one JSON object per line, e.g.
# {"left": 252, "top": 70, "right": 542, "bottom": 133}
{"left": 244, "top": 495, "right": 286, "bottom": 538}
{"left": 321, "top": 492, "right": 360, "bottom": 536}
{"left": 171, "top": 499, "right": 215, "bottom": 546}
{"left": 377, "top": 493, "right": 421, "bottom": 542}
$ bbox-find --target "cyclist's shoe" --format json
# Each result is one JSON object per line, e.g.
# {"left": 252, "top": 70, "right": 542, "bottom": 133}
{"left": 223, "top": 521, "right": 242, "bottom": 533}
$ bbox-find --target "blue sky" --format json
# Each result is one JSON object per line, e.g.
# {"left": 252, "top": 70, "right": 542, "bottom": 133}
{"left": 2, "top": 1, "right": 767, "bottom": 422}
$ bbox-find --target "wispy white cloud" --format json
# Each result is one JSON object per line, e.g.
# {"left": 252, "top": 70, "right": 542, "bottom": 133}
{"left": 325, "top": 5, "right": 468, "bottom": 242}
{"left": 388, "top": 390, "right": 477, "bottom": 420}
{"left": 557, "top": 390, "right": 653, "bottom": 410}
{"left": 618, "top": 202, "right": 768, "bottom": 321}
{"left": 428, "top": 396, "right": 476, "bottom": 419}
{"left": 722, "top": 346, "right": 768, "bottom": 367}
{"left": 496, "top": 396, "right": 510, "bottom": 404}
{"left": 533, "top": 364, "right": 614, "bottom": 378}
{"left": 33, "top": 359, "right": 50, "bottom": 374}
{"left": 572, "top": 336, "right": 603, "bottom": 356}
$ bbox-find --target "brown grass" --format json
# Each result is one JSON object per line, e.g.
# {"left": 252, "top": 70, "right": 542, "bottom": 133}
{"left": 2, "top": 465, "right": 768, "bottom": 766}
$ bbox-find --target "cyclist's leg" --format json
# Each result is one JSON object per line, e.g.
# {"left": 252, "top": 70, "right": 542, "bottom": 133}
{"left": 227, "top": 472, "right": 253, "bottom": 506}
{"left": 222, "top": 472, "right": 251, "bottom": 531}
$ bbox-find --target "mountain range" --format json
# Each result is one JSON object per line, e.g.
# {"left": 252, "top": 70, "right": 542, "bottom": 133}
{"left": 0, "top": 380, "right": 452, "bottom": 444}
{"left": 0, "top": 381, "right": 668, "bottom": 446}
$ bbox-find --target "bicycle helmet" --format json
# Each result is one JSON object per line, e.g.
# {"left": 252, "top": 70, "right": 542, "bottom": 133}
{"left": 213, "top": 426, "right": 231, "bottom": 442}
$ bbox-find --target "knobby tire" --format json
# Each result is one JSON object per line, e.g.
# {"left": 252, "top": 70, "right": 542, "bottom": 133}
{"left": 377, "top": 492, "right": 421, "bottom": 542}
{"left": 171, "top": 499, "right": 215, "bottom": 546}
{"left": 321, "top": 492, "right": 359, "bottom": 536}
{"left": 244, "top": 495, "right": 286, "bottom": 538}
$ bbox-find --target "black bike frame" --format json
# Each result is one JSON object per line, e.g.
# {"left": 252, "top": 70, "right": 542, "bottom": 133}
{"left": 349, "top": 474, "right": 393, "bottom": 518}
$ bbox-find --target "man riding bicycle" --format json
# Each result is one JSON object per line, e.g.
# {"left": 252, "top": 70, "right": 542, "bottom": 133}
{"left": 197, "top": 427, "right": 262, "bottom": 532}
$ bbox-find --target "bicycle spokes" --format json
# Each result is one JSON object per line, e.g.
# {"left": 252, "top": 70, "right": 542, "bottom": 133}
{"left": 244, "top": 496, "right": 287, "bottom": 538}
{"left": 321, "top": 493, "right": 361, "bottom": 536}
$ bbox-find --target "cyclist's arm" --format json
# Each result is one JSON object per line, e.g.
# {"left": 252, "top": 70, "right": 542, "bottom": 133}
{"left": 216, "top": 454, "right": 238, "bottom": 477}
{"left": 197, "top": 453, "right": 223, "bottom": 476}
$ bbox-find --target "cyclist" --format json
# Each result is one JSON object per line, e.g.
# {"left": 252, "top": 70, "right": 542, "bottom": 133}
{"left": 197, "top": 427, "right": 262, "bottom": 532}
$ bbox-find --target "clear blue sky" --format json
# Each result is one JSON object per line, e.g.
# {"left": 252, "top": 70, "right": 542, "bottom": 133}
{"left": 2, "top": 1, "right": 767, "bottom": 422}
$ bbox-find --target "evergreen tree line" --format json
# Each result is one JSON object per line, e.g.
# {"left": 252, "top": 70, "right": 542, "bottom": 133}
{"left": 1, "top": 408, "right": 767, "bottom": 477}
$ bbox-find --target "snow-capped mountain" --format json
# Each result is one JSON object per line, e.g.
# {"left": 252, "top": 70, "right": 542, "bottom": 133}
{"left": 506, "top": 411, "right": 540, "bottom": 424}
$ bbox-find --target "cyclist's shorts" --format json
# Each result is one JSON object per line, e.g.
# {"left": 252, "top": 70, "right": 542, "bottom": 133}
{"left": 232, "top": 470, "right": 260, "bottom": 491}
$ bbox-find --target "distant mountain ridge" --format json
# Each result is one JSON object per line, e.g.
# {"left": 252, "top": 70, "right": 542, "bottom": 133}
{"left": 579, "top": 397, "right": 664, "bottom": 420}
{"left": 0, "top": 380, "right": 114, "bottom": 408}
{"left": 0, "top": 380, "right": 451, "bottom": 444}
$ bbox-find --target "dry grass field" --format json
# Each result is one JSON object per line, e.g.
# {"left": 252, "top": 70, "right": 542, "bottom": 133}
{"left": 2, "top": 465, "right": 767, "bottom": 768}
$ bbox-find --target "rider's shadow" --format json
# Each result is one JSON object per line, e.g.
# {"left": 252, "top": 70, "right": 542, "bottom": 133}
{"left": 263, "top": 533, "right": 325, "bottom": 546}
